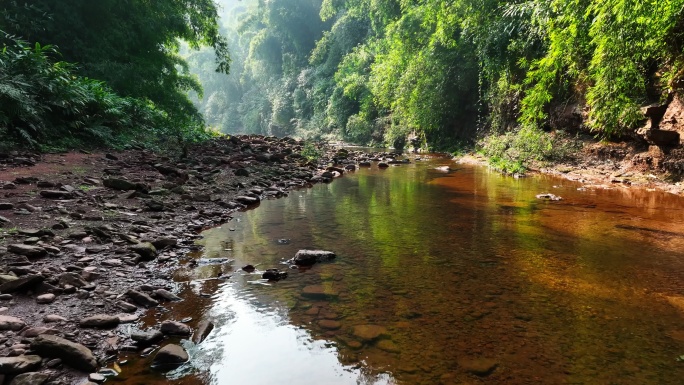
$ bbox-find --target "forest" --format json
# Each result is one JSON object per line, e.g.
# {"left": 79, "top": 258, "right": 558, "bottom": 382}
{"left": 2, "top": 0, "right": 684, "bottom": 170}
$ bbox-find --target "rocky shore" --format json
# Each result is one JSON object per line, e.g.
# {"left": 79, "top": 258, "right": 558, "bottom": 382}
{"left": 0, "top": 136, "right": 388, "bottom": 385}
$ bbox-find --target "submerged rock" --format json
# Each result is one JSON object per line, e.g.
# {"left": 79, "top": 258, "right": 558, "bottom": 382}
{"left": 153, "top": 344, "right": 188, "bottom": 369}
{"left": 292, "top": 250, "right": 336, "bottom": 266}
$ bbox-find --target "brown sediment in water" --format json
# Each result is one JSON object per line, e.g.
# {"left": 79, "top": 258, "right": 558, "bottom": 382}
{"left": 116, "top": 154, "right": 684, "bottom": 385}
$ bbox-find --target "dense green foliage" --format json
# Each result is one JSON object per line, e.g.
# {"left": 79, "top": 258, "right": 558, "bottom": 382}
{"left": 1, "top": 0, "right": 229, "bottom": 148}
{"left": 191, "top": 0, "right": 684, "bottom": 164}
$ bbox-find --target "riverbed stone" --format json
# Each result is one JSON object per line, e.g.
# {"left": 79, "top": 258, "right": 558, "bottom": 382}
{"left": 293, "top": 250, "right": 336, "bottom": 266}
{"left": 160, "top": 320, "right": 191, "bottom": 336}
{"left": 9, "top": 371, "right": 51, "bottom": 385}
{"left": 301, "top": 285, "right": 339, "bottom": 300}
{"left": 103, "top": 178, "right": 136, "bottom": 191}
{"left": 352, "top": 325, "right": 388, "bottom": 342}
{"left": 36, "top": 293, "right": 56, "bottom": 304}
{"left": 7, "top": 244, "right": 46, "bottom": 258}
{"left": 318, "top": 320, "right": 342, "bottom": 330}
{"left": 129, "top": 243, "right": 157, "bottom": 260}
{"left": 0, "top": 315, "right": 26, "bottom": 331}
{"left": 31, "top": 334, "right": 97, "bottom": 372}
{"left": 153, "top": 289, "right": 181, "bottom": 302}
{"left": 79, "top": 314, "right": 120, "bottom": 328}
{"left": 153, "top": 344, "right": 188, "bottom": 368}
{"left": 0, "top": 355, "right": 41, "bottom": 374}
{"left": 0, "top": 274, "right": 44, "bottom": 293}
{"left": 457, "top": 357, "right": 499, "bottom": 376}
{"left": 125, "top": 289, "right": 159, "bottom": 308}
{"left": 131, "top": 330, "right": 164, "bottom": 345}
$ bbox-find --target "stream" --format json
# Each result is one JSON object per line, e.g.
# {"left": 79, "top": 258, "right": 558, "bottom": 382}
{"left": 113, "top": 153, "right": 684, "bottom": 384}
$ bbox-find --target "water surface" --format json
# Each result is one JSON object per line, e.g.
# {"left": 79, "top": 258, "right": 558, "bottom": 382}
{"left": 117, "top": 154, "right": 684, "bottom": 384}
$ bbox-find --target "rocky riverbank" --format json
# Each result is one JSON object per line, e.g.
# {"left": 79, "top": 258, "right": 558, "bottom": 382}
{"left": 0, "top": 136, "right": 384, "bottom": 385}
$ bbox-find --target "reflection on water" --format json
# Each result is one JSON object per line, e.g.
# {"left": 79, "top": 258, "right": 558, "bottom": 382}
{"left": 122, "top": 154, "right": 684, "bottom": 385}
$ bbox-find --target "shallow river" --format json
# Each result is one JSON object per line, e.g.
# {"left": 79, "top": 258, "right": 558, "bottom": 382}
{"left": 114, "top": 153, "right": 684, "bottom": 384}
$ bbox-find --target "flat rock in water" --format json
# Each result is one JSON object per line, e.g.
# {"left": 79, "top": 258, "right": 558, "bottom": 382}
{"left": 0, "top": 315, "right": 26, "bottom": 331}
{"left": 160, "top": 320, "right": 191, "bottom": 336}
{"left": 352, "top": 325, "right": 388, "bottom": 342}
{"left": 457, "top": 357, "right": 499, "bottom": 376}
{"left": 153, "top": 289, "right": 181, "bottom": 301}
{"left": 7, "top": 244, "right": 46, "bottom": 258}
{"left": 8, "top": 371, "right": 51, "bottom": 385}
{"left": 31, "top": 334, "right": 97, "bottom": 372}
{"left": 153, "top": 344, "right": 188, "bottom": 368}
{"left": 301, "top": 285, "right": 339, "bottom": 300}
{"left": 131, "top": 329, "right": 164, "bottom": 345}
{"left": 293, "top": 250, "right": 336, "bottom": 266}
{"left": 0, "top": 355, "right": 41, "bottom": 374}
{"left": 235, "top": 196, "right": 258, "bottom": 205}
{"left": 79, "top": 314, "right": 120, "bottom": 328}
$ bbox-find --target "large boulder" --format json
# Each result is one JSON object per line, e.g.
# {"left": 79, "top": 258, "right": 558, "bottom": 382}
{"left": 0, "top": 356, "right": 41, "bottom": 374}
{"left": 31, "top": 335, "right": 97, "bottom": 372}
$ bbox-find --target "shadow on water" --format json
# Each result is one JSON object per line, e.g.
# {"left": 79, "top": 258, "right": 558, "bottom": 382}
{"left": 114, "top": 154, "right": 684, "bottom": 385}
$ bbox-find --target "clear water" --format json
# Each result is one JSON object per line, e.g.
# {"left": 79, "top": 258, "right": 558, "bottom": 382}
{"left": 114, "top": 154, "right": 684, "bottom": 385}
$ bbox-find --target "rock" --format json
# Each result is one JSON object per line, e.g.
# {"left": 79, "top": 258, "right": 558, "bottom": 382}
{"left": 153, "top": 344, "right": 188, "bottom": 368}
{"left": 89, "top": 373, "right": 106, "bottom": 382}
{"left": 39, "top": 190, "right": 72, "bottom": 199}
{"left": 352, "top": 325, "right": 388, "bottom": 342}
{"left": 129, "top": 242, "right": 157, "bottom": 260}
{"left": 0, "top": 202, "right": 14, "bottom": 210}
{"left": 103, "top": 178, "right": 136, "bottom": 191}
{"left": 153, "top": 289, "right": 181, "bottom": 302}
{"left": 0, "top": 356, "right": 41, "bottom": 374}
{"left": 160, "top": 320, "right": 192, "bottom": 336}
{"left": 262, "top": 269, "right": 288, "bottom": 281}
{"left": 36, "top": 293, "right": 56, "bottom": 304}
{"left": 0, "top": 315, "right": 26, "bottom": 331}
{"left": 457, "top": 357, "right": 499, "bottom": 376}
{"left": 7, "top": 244, "right": 46, "bottom": 258}
{"left": 151, "top": 237, "right": 177, "bottom": 249}
{"left": 241, "top": 265, "right": 255, "bottom": 272}
{"left": 193, "top": 320, "right": 214, "bottom": 344}
{"left": 378, "top": 162, "right": 389, "bottom": 168}
{"left": 536, "top": 193, "right": 562, "bottom": 201}
{"left": 117, "top": 313, "right": 139, "bottom": 323}
{"left": 9, "top": 371, "right": 50, "bottom": 385}
{"left": 0, "top": 294, "right": 11, "bottom": 300}
{"left": 79, "top": 314, "right": 120, "bottom": 328}
{"left": 0, "top": 215, "right": 11, "bottom": 224}
{"left": 646, "top": 129, "right": 680, "bottom": 146}
{"left": 0, "top": 274, "right": 44, "bottom": 293}
{"left": 318, "top": 320, "right": 342, "bottom": 330}
{"left": 21, "top": 327, "right": 58, "bottom": 337}
{"left": 58, "top": 272, "right": 88, "bottom": 288}
{"left": 115, "top": 301, "right": 137, "bottom": 313}
{"left": 376, "top": 340, "right": 400, "bottom": 353}
{"left": 131, "top": 330, "right": 164, "bottom": 345}
{"left": 293, "top": 250, "right": 336, "bottom": 266}
{"left": 235, "top": 168, "right": 250, "bottom": 177}
{"left": 235, "top": 196, "right": 258, "bottom": 205}
{"left": 43, "top": 314, "right": 67, "bottom": 323}
{"left": 0, "top": 275, "right": 18, "bottom": 285}
{"left": 31, "top": 334, "right": 97, "bottom": 372}
{"left": 301, "top": 285, "right": 339, "bottom": 300}
{"left": 125, "top": 289, "right": 159, "bottom": 308}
